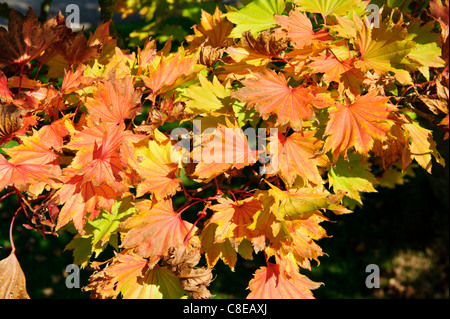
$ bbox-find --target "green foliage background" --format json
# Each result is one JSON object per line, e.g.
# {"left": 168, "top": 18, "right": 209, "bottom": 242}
{"left": 0, "top": 0, "right": 448, "bottom": 299}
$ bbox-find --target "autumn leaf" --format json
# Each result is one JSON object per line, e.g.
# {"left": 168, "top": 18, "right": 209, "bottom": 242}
{"left": 293, "top": 0, "right": 364, "bottom": 19}
{"left": 207, "top": 196, "right": 261, "bottom": 244}
{"left": 185, "top": 7, "right": 234, "bottom": 51}
{"left": 226, "top": 0, "right": 285, "bottom": 38}
{"left": 201, "top": 222, "right": 239, "bottom": 270}
{"left": 185, "top": 74, "right": 235, "bottom": 115}
{"left": 86, "top": 250, "right": 187, "bottom": 299}
{"left": 403, "top": 120, "right": 445, "bottom": 173}
{"left": 191, "top": 121, "right": 257, "bottom": 182}
{"left": 247, "top": 261, "right": 321, "bottom": 298}
{"left": 0, "top": 251, "right": 30, "bottom": 299}
{"left": 323, "top": 91, "right": 396, "bottom": 159}
{"left": 141, "top": 47, "right": 202, "bottom": 101}
{"left": 266, "top": 130, "right": 329, "bottom": 186}
{"left": 85, "top": 75, "right": 142, "bottom": 127}
{"left": 267, "top": 182, "right": 346, "bottom": 218}
{"left": 0, "top": 8, "right": 65, "bottom": 70}
{"left": 133, "top": 130, "right": 181, "bottom": 199}
{"left": 161, "top": 238, "right": 213, "bottom": 299}
{"left": 54, "top": 170, "right": 119, "bottom": 234}
{"left": 274, "top": 9, "right": 332, "bottom": 48}
{"left": 65, "top": 197, "right": 136, "bottom": 268}
{"left": 119, "top": 198, "right": 193, "bottom": 266}
{"left": 327, "top": 153, "right": 377, "bottom": 204}
{"left": 232, "top": 69, "right": 317, "bottom": 130}
{"left": 308, "top": 52, "right": 365, "bottom": 97}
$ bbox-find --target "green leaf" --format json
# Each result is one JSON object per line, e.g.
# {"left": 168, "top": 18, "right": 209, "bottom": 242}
{"left": 328, "top": 153, "right": 377, "bottom": 204}
{"left": 292, "top": 0, "right": 363, "bottom": 18}
{"left": 226, "top": 0, "right": 286, "bottom": 38}
{"left": 185, "top": 74, "right": 234, "bottom": 114}
{"left": 65, "top": 197, "right": 136, "bottom": 267}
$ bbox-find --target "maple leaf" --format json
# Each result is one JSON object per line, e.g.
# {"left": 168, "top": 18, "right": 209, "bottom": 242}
{"left": 353, "top": 15, "right": 416, "bottom": 84}
{"left": 232, "top": 69, "right": 317, "bottom": 130}
{"left": 293, "top": 0, "right": 365, "bottom": 19}
{"left": 0, "top": 8, "right": 65, "bottom": 70}
{"left": 267, "top": 182, "right": 346, "bottom": 218}
{"left": 185, "top": 7, "right": 234, "bottom": 51}
{"left": 119, "top": 198, "right": 194, "bottom": 266}
{"left": 85, "top": 250, "right": 149, "bottom": 299}
{"left": 327, "top": 153, "right": 377, "bottom": 204}
{"left": 84, "top": 75, "right": 142, "bottom": 127}
{"left": 161, "top": 238, "right": 213, "bottom": 299}
{"left": 86, "top": 250, "right": 187, "bottom": 299}
{"left": 308, "top": 52, "right": 365, "bottom": 97}
{"left": 323, "top": 91, "right": 396, "bottom": 159}
{"left": 274, "top": 9, "right": 332, "bottom": 48}
{"left": 1, "top": 132, "right": 62, "bottom": 195}
{"left": 226, "top": 0, "right": 285, "bottom": 38}
{"left": 65, "top": 197, "right": 136, "bottom": 268}
{"left": 0, "top": 251, "right": 30, "bottom": 299}
{"left": 200, "top": 223, "right": 238, "bottom": 270}
{"left": 247, "top": 261, "right": 321, "bottom": 298}
{"left": 141, "top": 47, "right": 202, "bottom": 101}
{"left": 0, "top": 71, "right": 13, "bottom": 103}
{"left": 191, "top": 121, "right": 257, "bottom": 182}
{"left": 207, "top": 196, "right": 261, "bottom": 244}
{"left": 54, "top": 170, "right": 119, "bottom": 234}
{"left": 266, "top": 130, "right": 329, "bottom": 186}
{"left": 281, "top": 214, "right": 329, "bottom": 270}
{"left": 403, "top": 120, "right": 445, "bottom": 173}
{"left": 185, "top": 74, "right": 234, "bottom": 114}
{"left": 67, "top": 124, "right": 130, "bottom": 191}
{"left": 133, "top": 130, "right": 181, "bottom": 199}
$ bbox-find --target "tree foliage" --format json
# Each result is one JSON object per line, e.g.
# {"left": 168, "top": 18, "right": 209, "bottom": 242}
{"left": 0, "top": 0, "right": 448, "bottom": 299}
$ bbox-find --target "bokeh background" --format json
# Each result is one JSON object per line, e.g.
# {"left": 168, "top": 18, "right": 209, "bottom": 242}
{"left": 0, "top": 0, "right": 448, "bottom": 299}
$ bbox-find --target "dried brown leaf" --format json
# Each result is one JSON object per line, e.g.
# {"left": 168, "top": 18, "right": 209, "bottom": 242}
{"left": 0, "top": 252, "right": 30, "bottom": 299}
{"left": 161, "top": 239, "right": 213, "bottom": 299}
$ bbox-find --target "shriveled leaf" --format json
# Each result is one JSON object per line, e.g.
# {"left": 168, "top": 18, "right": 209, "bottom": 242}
{"left": 161, "top": 238, "right": 213, "bottom": 299}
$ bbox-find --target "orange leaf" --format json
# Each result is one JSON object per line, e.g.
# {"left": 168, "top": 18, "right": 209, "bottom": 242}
{"left": 323, "top": 91, "right": 395, "bottom": 158}
{"left": 185, "top": 7, "right": 234, "bottom": 51}
{"left": 247, "top": 261, "right": 320, "bottom": 298}
{"left": 308, "top": 53, "right": 364, "bottom": 97}
{"left": 232, "top": 69, "right": 316, "bottom": 130}
{"left": 266, "top": 131, "right": 329, "bottom": 186}
{"left": 208, "top": 196, "right": 261, "bottom": 244}
{"left": 55, "top": 171, "right": 118, "bottom": 233}
{"left": 85, "top": 75, "right": 142, "bottom": 127}
{"left": 141, "top": 48, "right": 202, "bottom": 100}
{"left": 119, "top": 199, "right": 193, "bottom": 265}
{"left": 192, "top": 122, "right": 257, "bottom": 182}
{"left": 274, "top": 9, "right": 332, "bottom": 49}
